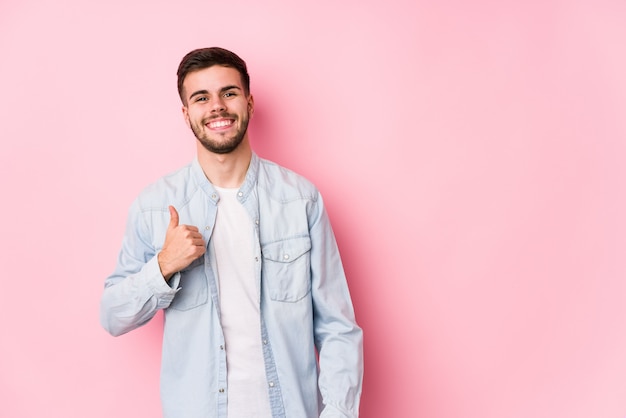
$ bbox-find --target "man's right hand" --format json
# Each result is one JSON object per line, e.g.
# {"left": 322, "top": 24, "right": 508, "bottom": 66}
{"left": 157, "top": 206, "right": 206, "bottom": 281}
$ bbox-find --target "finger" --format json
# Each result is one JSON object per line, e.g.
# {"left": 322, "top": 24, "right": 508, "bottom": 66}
{"left": 181, "top": 229, "right": 202, "bottom": 239}
{"left": 168, "top": 206, "right": 179, "bottom": 229}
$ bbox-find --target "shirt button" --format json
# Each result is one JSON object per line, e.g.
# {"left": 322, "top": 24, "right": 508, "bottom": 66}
{"left": 219, "top": 345, "right": 224, "bottom": 350}
{"left": 255, "top": 219, "right": 259, "bottom": 225}
{"left": 263, "top": 339, "right": 268, "bottom": 345}
{"left": 205, "top": 226, "right": 211, "bottom": 230}
{"left": 283, "top": 254, "right": 290, "bottom": 260}
{"left": 255, "top": 257, "right": 259, "bottom": 262}
{"left": 238, "top": 191, "right": 243, "bottom": 197}
{"left": 268, "top": 382, "right": 274, "bottom": 388}
{"left": 219, "top": 388, "right": 225, "bottom": 393}
{"left": 211, "top": 193, "right": 217, "bottom": 199}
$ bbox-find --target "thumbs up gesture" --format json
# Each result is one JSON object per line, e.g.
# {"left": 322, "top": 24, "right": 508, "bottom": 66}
{"left": 157, "top": 206, "right": 206, "bottom": 281}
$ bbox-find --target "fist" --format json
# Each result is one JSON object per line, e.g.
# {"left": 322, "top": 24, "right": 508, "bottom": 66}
{"left": 157, "top": 206, "right": 206, "bottom": 281}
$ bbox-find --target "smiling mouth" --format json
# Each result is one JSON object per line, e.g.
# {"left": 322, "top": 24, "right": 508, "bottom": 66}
{"left": 207, "top": 119, "right": 234, "bottom": 129}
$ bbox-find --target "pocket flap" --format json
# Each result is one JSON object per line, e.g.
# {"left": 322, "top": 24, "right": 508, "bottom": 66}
{"left": 262, "top": 236, "right": 311, "bottom": 263}
{"left": 181, "top": 255, "right": 204, "bottom": 272}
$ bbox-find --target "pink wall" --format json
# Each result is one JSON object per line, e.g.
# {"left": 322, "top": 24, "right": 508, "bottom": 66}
{"left": 1, "top": 0, "right": 625, "bottom": 416}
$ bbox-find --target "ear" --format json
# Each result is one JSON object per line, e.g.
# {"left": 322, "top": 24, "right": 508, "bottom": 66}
{"left": 182, "top": 106, "right": 191, "bottom": 128}
{"left": 247, "top": 94, "right": 255, "bottom": 116}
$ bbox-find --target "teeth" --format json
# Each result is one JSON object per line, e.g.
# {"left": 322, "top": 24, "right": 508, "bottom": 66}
{"left": 209, "top": 120, "right": 233, "bottom": 128}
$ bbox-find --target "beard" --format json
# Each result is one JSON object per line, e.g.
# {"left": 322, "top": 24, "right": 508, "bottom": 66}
{"left": 190, "top": 112, "right": 250, "bottom": 154}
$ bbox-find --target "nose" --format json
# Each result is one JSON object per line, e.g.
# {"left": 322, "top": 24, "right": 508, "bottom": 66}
{"left": 211, "top": 96, "right": 226, "bottom": 113}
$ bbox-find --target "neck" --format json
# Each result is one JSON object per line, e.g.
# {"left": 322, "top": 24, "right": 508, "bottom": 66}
{"left": 197, "top": 137, "right": 253, "bottom": 188}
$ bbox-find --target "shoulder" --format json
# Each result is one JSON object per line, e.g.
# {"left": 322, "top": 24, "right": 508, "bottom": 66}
{"left": 134, "top": 162, "right": 198, "bottom": 211}
{"left": 257, "top": 157, "right": 319, "bottom": 202}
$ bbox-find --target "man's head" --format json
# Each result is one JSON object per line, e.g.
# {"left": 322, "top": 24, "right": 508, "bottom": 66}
{"left": 178, "top": 47, "right": 254, "bottom": 155}
{"left": 177, "top": 47, "right": 250, "bottom": 105}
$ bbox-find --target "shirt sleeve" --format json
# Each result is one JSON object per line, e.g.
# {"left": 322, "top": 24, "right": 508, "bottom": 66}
{"left": 309, "top": 192, "right": 364, "bottom": 417}
{"left": 100, "top": 199, "right": 180, "bottom": 337}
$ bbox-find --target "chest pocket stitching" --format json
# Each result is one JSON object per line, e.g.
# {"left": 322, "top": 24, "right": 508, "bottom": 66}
{"left": 181, "top": 256, "right": 205, "bottom": 271}
{"left": 169, "top": 256, "right": 208, "bottom": 311}
{"left": 261, "top": 236, "right": 312, "bottom": 302}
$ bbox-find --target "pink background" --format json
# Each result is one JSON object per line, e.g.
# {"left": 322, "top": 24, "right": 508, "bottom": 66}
{"left": 1, "top": 0, "right": 625, "bottom": 417}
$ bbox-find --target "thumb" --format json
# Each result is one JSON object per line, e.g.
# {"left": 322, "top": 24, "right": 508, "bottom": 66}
{"left": 168, "top": 205, "right": 179, "bottom": 229}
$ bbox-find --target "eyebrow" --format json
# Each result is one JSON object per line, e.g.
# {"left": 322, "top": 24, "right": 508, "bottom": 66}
{"left": 188, "top": 85, "right": 242, "bottom": 101}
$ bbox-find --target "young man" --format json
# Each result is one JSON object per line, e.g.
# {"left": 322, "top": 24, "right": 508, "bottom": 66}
{"left": 100, "top": 47, "right": 363, "bottom": 418}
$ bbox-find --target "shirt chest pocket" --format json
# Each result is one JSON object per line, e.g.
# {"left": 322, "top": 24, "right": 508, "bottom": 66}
{"left": 262, "top": 236, "right": 312, "bottom": 302}
{"left": 169, "top": 256, "right": 208, "bottom": 311}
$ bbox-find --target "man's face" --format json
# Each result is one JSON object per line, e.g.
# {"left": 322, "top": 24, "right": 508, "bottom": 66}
{"left": 181, "top": 65, "right": 253, "bottom": 154}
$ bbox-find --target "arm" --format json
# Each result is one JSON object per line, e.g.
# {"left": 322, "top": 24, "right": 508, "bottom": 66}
{"left": 100, "top": 200, "right": 175, "bottom": 337}
{"left": 309, "top": 193, "right": 364, "bottom": 417}
{"left": 100, "top": 204, "right": 205, "bottom": 337}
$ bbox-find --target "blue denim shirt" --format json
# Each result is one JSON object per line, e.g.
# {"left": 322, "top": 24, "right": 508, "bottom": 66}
{"left": 100, "top": 153, "right": 363, "bottom": 418}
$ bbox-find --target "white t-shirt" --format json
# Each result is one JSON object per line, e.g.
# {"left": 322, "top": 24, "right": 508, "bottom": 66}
{"left": 212, "top": 186, "right": 271, "bottom": 418}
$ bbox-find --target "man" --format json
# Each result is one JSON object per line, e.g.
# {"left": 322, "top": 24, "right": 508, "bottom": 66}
{"left": 100, "top": 47, "right": 363, "bottom": 418}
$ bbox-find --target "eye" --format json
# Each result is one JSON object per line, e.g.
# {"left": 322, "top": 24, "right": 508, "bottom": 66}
{"left": 195, "top": 96, "right": 208, "bottom": 102}
{"left": 224, "top": 92, "right": 236, "bottom": 98}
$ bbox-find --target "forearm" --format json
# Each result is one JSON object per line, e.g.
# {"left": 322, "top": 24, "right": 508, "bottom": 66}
{"left": 100, "top": 256, "right": 179, "bottom": 336}
{"left": 316, "top": 313, "right": 364, "bottom": 417}
{"left": 309, "top": 195, "right": 364, "bottom": 416}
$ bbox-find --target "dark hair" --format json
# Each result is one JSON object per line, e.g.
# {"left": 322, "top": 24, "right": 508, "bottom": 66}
{"left": 177, "top": 47, "right": 250, "bottom": 103}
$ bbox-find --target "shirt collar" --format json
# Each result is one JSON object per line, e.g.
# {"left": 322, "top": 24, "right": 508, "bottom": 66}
{"left": 190, "top": 152, "right": 260, "bottom": 205}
